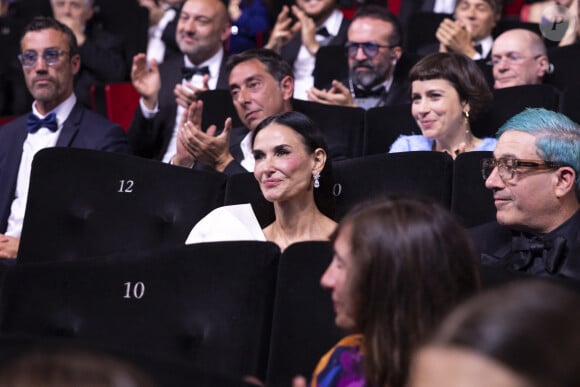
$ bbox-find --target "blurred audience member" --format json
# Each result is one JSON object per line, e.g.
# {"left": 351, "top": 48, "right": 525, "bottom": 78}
{"left": 474, "top": 108, "right": 580, "bottom": 281}
{"left": 265, "top": 0, "right": 349, "bottom": 100}
{"left": 307, "top": 5, "right": 409, "bottom": 109}
{"left": 390, "top": 52, "right": 496, "bottom": 158}
{"left": 491, "top": 29, "right": 550, "bottom": 89}
{"left": 294, "top": 196, "right": 480, "bottom": 387}
{"left": 410, "top": 280, "right": 580, "bottom": 387}
{"left": 172, "top": 48, "right": 293, "bottom": 174}
{"left": 139, "top": 0, "right": 185, "bottom": 64}
{"left": 50, "top": 0, "right": 127, "bottom": 108}
{"left": 0, "top": 17, "right": 128, "bottom": 259}
{"left": 128, "top": 0, "right": 230, "bottom": 162}
{"left": 399, "top": 0, "right": 456, "bottom": 30}
{"left": 432, "top": 0, "right": 502, "bottom": 60}
{"left": 228, "top": 0, "right": 271, "bottom": 53}
{"left": 186, "top": 111, "right": 336, "bottom": 252}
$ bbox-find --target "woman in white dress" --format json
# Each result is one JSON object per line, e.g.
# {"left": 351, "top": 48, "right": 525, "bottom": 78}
{"left": 187, "top": 111, "right": 336, "bottom": 251}
{"left": 389, "top": 52, "right": 497, "bottom": 158}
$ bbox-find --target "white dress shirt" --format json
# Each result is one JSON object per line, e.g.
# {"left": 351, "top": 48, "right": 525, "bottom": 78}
{"left": 146, "top": 5, "right": 177, "bottom": 64}
{"left": 5, "top": 94, "right": 76, "bottom": 238}
{"left": 293, "top": 9, "right": 343, "bottom": 100}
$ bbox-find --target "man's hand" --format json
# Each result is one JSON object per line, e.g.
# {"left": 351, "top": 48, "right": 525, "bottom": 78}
{"left": 292, "top": 5, "right": 320, "bottom": 55}
{"left": 264, "top": 5, "right": 301, "bottom": 53}
{"left": 131, "top": 53, "right": 161, "bottom": 110}
{"left": 138, "top": 0, "right": 165, "bottom": 26}
{"left": 436, "top": 18, "right": 477, "bottom": 58}
{"left": 307, "top": 80, "right": 356, "bottom": 107}
{"left": 176, "top": 101, "right": 235, "bottom": 172}
{"left": 173, "top": 74, "right": 210, "bottom": 109}
{"left": 0, "top": 234, "right": 19, "bottom": 259}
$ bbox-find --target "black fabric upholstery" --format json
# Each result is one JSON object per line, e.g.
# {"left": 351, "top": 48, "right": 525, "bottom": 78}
{"left": 404, "top": 12, "right": 450, "bottom": 54}
{"left": 545, "top": 44, "right": 580, "bottom": 91}
{"left": 266, "top": 241, "right": 342, "bottom": 387}
{"left": 451, "top": 151, "right": 496, "bottom": 227}
{"left": 198, "top": 89, "right": 243, "bottom": 131}
{"left": 559, "top": 83, "right": 580, "bottom": 125}
{"left": 313, "top": 45, "right": 349, "bottom": 90}
{"left": 224, "top": 172, "right": 275, "bottom": 228}
{"left": 293, "top": 99, "right": 365, "bottom": 160}
{"left": 363, "top": 103, "right": 420, "bottom": 155}
{"left": 0, "top": 241, "right": 280, "bottom": 381}
{"left": 471, "top": 84, "right": 561, "bottom": 138}
{"left": 18, "top": 148, "right": 227, "bottom": 262}
{"left": 332, "top": 152, "right": 453, "bottom": 220}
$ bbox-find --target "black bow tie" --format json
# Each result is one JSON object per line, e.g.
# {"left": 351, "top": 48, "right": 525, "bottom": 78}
{"left": 505, "top": 235, "right": 568, "bottom": 274}
{"left": 354, "top": 86, "right": 385, "bottom": 99}
{"left": 181, "top": 66, "right": 210, "bottom": 79}
{"left": 27, "top": 112, "right": 58, "bottom": 133}
{"left": 316, "top": 27, "right": 330, "bottom": 38}
{"left": 473, "top": 43, "right": 483, "bottom": 55}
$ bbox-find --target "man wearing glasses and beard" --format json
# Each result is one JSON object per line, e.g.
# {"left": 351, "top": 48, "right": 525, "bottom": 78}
{"left": 306, "top": 5, "right": 412, "bottom": 110}
{"left": 472, "top": 108, "right": 580, "bottom": 283}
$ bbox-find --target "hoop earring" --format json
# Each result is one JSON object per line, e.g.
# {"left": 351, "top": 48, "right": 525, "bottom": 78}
{"left": 313, "top": 173, "right": 320, "bottom": 189}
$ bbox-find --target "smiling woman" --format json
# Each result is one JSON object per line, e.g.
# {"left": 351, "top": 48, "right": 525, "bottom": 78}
{"left": 186, "top": 111, "right": 336, "bottom": 251}
{"left": 389, "top": 52, "right": 496, "bottom": 158}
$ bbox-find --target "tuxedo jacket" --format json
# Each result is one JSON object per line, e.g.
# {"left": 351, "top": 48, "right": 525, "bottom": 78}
{"left": 470, "top": 212, "right": 580, "bottom": 283}
{"left": 127, "top": 55, "right": 230, "bottom": 161}
{"left": 280, "top": 15, "right": 350, "bottom": 67}
{"left": 0, "top": 103, "right": 129, "bottom": 233}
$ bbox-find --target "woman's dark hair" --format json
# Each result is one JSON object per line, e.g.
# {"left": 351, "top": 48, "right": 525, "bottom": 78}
{"left": 333, "top": 195, "right": 480, "bottom": 387}
{"left": 409, "top": 52, "right": 493, "bottom": 120}
{"left": 429, "top": 280, "right": 580, "bottom": 387}
{"left": 252, "top": 111, "right": 335, "bottom": 218}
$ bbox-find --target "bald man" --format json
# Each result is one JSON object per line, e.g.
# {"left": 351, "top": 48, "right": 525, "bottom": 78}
{"left": 491, "top": 29, "right": 550, "bottom": 89}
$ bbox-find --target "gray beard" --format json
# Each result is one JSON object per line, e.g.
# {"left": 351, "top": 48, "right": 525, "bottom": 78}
{"left": 351, "top": 70, "right": 382, "bottom": 90}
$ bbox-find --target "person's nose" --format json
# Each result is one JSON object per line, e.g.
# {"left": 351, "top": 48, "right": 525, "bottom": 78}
{"left": 485, "top": 165, "right": 505, "bottom": 191}
{"left": 320, "top": 262, "right": 336, "bottom": 290}
{"left": 32, "top": 54, "right": 49, "bottom": 72}
{"left": 354, "top": 45, "right": 367, "bottom": 61}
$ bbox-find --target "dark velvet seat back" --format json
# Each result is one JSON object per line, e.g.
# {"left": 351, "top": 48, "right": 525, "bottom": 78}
{"left": 363, "top": 103, "right": 420, "bottom": 156}
{"left": 0, "top": 241, "right": 280, "bottom": 381}
{"left": 266, "top": 241, "right": 342, "bottom": 387}
{"left": 18, "top": 148, "right": 227, "bottom": 262}
{"left": 451, "top": 151, "right": 496, "bottom": 227}
{"left": 224, "top": 172, "right": 275, "bottom": 228}
{"left": 332, "top": 152, "right": 453, "bottom": 220}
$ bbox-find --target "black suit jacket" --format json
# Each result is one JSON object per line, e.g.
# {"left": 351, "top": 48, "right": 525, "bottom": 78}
{"left": 470, "top": 211, "right": 580, "bottom": 284}
{"left": 280, "top": 14, "right": 350, "bottom": 67}
{"left": 0, "top": 102, "right": 129, "bottom": 233}
{"left": 127, "top": 54, "right": 229, "bottom": 160}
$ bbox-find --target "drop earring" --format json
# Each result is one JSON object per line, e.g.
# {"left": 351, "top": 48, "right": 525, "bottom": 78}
{"left": 313, "top": 173, "right": 320, "bottom": 189}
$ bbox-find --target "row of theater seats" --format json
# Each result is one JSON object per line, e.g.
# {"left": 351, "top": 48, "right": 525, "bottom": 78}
{"left": 17, "top": 147, "right": 494, "bottom": 263}
{"left": 0, "top": 240, "right": 340, "bottom": 387}
{"left": 87, "top": 82, "right": 577, "bottom": 160}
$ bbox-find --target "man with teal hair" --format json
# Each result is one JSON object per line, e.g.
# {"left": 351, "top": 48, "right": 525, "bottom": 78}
{"left": 473, "top": 108, "right": 580, "bottom": 281}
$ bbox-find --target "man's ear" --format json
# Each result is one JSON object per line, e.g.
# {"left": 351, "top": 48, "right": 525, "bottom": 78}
{"left": 554, "top": 166, "right": 577, "bottom": 198}
{"left": 280, "top": 75, "right": 294, "bottom": 100}
{"left": 537, "top": 55, "right": 550, "bottom": 78}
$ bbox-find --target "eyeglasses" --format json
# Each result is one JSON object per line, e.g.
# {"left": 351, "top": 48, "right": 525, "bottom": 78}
{"left": 345, "top": 42, "right": 395, "bottom": 59}
{"left": 481, "top": 157, "right": 564, "bottom": 181}
{"left": 488, "top": 53, "right": 542, "bottom": 66}
{"left": 18, "top": 48, "right": 69, "bottom": 68}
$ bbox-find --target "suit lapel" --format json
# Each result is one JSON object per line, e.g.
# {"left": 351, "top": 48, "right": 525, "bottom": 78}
{"left": 56, "top": 103, "right": 82, "bottom": 147}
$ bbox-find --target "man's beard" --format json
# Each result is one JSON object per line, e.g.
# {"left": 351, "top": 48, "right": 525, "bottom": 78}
{"left": 350, "top": 61, "right": 385, "bottom": 90}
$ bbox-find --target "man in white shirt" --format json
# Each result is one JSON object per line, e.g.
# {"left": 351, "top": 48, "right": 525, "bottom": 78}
{"left": 128, "top": 0, "right": 230, "bottom": 162}
{"left": 0, "top": 16, "right": 128, "bottom": 259}
{"left": 264, "top": 0, "right": 350, "bottom": 100}
{"left": 436, "top": 0, "right": 502, "bottom": 60}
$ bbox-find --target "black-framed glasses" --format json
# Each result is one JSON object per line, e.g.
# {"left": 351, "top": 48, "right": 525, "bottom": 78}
{"left": 481, "top": 157, "right": 564, "bottom": 181}
{"left": 487, "top": 53, "right": 543, "bottom": 66}
{"left": 18, "top": 48, "right": 69, "bottom": 68}
{"left": 345, "top": 42, "right": 395, "bottom": 59}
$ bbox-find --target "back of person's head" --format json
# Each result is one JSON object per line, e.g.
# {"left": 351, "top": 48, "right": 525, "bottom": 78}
{"left": 351, "top": 5, "right": 403, "bottom": 47}
{"left": 22, "top": 16, "right": 79, "bottom": 57}
{"left": 421, "top": 280, "right": 580, "bottom": 387}
{"left": 252, "top": 111, "right": 334, "bottom": 218}
{"left": 409, "top": 52, "right": 492, "bottom": 120}
{"left": 225, "top": 48, "right": 294, "bottom": 83}
{"left": 497, "top": 108, "right": 580, "bottom": 201}
{"left": 0, "top": 349, "right": 156, "bottom": 387}
{"left": 334, "top": 195, "right": 480, "bottom": 387}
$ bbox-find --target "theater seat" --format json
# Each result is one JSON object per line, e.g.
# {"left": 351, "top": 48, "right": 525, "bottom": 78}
{"left": 223, "top": 172, "right": 275, "bottom": 228}
{"left": 18, "top": 148, "right": 227, "bottom": 262}
{"left": 266, "top": 241, "right": 342, "bottom": 387}
{"left": 198, "top": 89, "right": 243, "bottom": 131}
{"left": 363, "top": 103, "right": 420, "bottom": 156}
{"left": 332, "top": 151, "right": 453, "bottom": 220}
{"left": 559, "top": 83, "right": 580, "bottom": 125}
{"left": 451, "top": 151, "right": 496, "bottom": 228}
{"left": 0, "top": 241, "right": 280, "bottom": 382}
